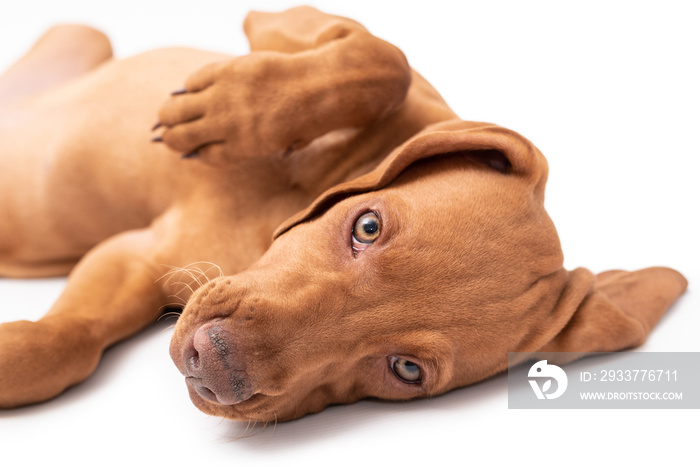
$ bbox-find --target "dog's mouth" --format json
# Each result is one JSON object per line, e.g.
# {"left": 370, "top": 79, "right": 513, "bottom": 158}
{"left": 184, "top": 376, "right": 263, "bottom": 408}
{"left": 174, "top": 336, "right": 278, "bottom": 421}
{"left": 183, "top": 379, "right": 277, "bottom": 421}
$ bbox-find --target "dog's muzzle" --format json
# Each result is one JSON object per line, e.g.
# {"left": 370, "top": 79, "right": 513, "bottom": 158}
{"left": 180, "top": 319, "right": 253, "bottom": 405}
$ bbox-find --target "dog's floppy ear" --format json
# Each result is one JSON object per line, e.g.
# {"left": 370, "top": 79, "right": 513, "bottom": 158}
{"left": 273, "top": 119, "right": 549, "bottom": 238}
{"left": 529, "top": 267, "right": 687, "bottom": 356}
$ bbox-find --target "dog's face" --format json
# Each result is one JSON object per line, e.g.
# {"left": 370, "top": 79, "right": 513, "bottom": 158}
{"left": 169, "top": 122, "right": 570, "bottom": 421}
{"left": 169, "top": 121, "right": 686, "bottom": 422}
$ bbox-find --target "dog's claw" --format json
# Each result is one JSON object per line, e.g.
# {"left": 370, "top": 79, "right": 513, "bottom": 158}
{"left": 151, "top": 121, "right": 162, "bottom": 131}
{"left": 151, "top": 136, "right": 163, "bottom": 143}
{"left": 182, "top": 152, "right": 199, "bottom": 159}
{"left": 171, "top": 87, "right": 188, "bottom": 96}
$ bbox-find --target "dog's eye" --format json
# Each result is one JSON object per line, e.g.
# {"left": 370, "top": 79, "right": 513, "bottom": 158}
{"left": 389, "top": 357, "right": 422, "bottom": 384}
{"left": 352, "top": 211, "right": 381, "bottom": 245}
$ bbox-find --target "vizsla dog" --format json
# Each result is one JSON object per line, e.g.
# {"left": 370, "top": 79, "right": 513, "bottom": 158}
{"left": 0, "top": 7, "right": 687, "bottom": 422}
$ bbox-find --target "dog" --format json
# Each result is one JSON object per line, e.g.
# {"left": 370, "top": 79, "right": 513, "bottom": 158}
{"left": 0, "top": 6, "right": 687, "bottom": 422}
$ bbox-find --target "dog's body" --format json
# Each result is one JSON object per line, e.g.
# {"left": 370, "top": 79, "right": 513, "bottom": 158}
{"left": 0, "top": 7, "right": 687, "bottom": 421}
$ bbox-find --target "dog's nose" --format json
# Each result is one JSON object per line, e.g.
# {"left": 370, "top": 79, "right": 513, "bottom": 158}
{"left": 183, "top": 321, "right": 253, "bottom": 405}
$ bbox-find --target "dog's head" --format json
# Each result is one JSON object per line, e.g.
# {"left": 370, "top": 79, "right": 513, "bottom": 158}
{"left": 169, "top": 120, "right": 686, "bottom": 422}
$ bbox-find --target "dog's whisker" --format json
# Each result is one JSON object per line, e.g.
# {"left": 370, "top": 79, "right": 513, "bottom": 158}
{"left": 164, "top": 294, "right": 188, "bottom": 306}
{"left": 155, "top": 263, "right": 225, "bottom": 305}
{"left": 172, "top": 266, "right": 203, "bottom": 287}
{"left": 157, "top": 313, "right": 177, "bottom": 322}
{"left": 163, "top": 279, "right": 197, "bottom": 300}
{"left": 185, "top": 261, "right": 224, "bottom": 282}
{"left": 155, "top": 265, "right": 194, "bottom": 289}
{"left": 180, "top": 262, "right": 217, "bottom": 285}
{"left": 161, "top": 295, "right": 187, "bottom": 307}
{"left": 157, "top": 264, "right": 199, "bottom": 286}
{"left": 158, "top": 310, "right": 183, "bottom": 321}
{"left": 175, "top": 282, "right": 196, "bottom": 296}
{"left": 223, "top": 418, "right": 265, "bottom": 441}
{"left": 240, "top": 419, "right": 268, "bottom": 439}
{"left": 196, "top": 261, "right": 225, "bottom": 280}
{"left": 155, "top": 268, "right": 177, "bottom": 285}
{"left": 187, "top": 266, "right": 208, "bottom": 286}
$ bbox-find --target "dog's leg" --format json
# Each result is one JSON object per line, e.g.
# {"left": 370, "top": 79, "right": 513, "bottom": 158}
{"left": 0, "top": 228, "right": 170, "bottom": 408}
{"left": 155, "top": 6, "right": 411, "bottom": 165}
{"left": 0, "top": 24, "right": 112, "bottom": 108}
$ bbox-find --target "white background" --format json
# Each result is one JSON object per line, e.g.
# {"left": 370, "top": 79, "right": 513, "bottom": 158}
{"left": 1, "top": 0, "right": 698, "bottom": 465}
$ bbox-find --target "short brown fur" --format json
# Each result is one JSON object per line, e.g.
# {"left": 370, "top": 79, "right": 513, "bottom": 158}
{"left": 0, "top": 7, "right": 686, "bottom": 420}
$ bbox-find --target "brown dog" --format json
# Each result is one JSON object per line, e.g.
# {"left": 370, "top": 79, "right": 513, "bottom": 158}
{"left": 0, "top": 6, "right": 687, "bottom": 421}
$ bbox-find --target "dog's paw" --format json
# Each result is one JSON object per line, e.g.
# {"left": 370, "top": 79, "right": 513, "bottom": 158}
{"left": 153, "top": 53, "right": 302, "bottom": 165}
{"left": 0, "top": 319, "right": 101, "bottom": 408}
